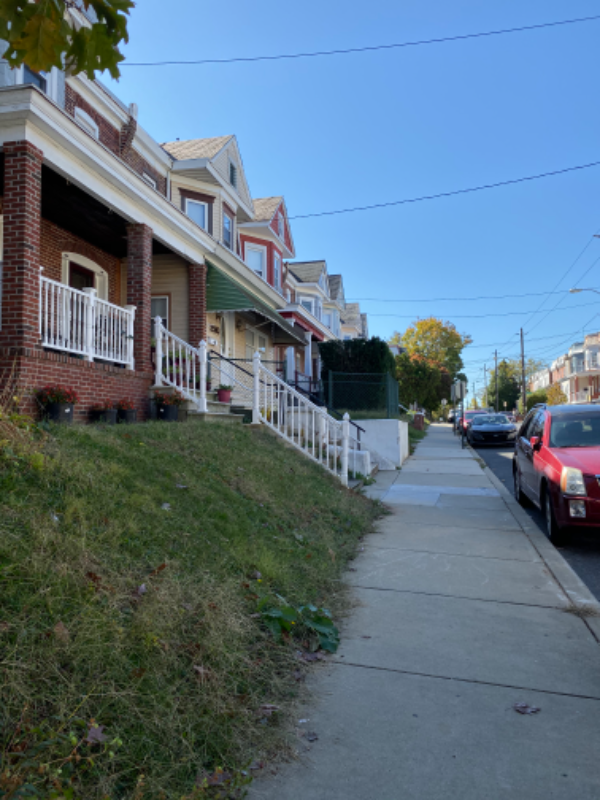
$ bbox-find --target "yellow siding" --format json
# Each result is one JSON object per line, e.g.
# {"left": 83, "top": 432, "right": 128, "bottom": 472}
{"left": 151, "top": 254, "right": 189, "bottom": 342}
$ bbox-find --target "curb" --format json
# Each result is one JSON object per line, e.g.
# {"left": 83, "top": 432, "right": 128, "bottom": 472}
{"left": 483, "top": 463, "right": 600, "bottom": 642}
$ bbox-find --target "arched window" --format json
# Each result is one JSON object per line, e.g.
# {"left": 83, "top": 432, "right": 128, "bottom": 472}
{"left": 61, "top": 253, "right": 109, "bottom": 301}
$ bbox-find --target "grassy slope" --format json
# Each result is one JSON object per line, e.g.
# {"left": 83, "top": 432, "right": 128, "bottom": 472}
{"left": 0, "top": 421, "right": 378, "bottom": 799}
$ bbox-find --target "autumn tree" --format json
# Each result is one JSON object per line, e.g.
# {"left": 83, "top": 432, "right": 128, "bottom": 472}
{"left": 395, "top": 353, "right": 442, "bottom": 413}
{"left": 0, "top": 0, "right": 134, "bottom": 79}
{"left": 400, "top": 318, "right": 472, "bottom": 379}
{"left": 546, "top": 383, "right": 569, "bottom": 405}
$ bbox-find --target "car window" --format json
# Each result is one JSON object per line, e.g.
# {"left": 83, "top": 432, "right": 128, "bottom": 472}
{"left": 549, "top": 412, "right": 600, "bottom": 447}
{"left": 472, "top": 415, "right": 510, "bottom": 426}
{"left": 529, "top": 411, "right": 545, "bottom": 441}
{"left": 519, "top": 411, "right": 536, "bottom": 440}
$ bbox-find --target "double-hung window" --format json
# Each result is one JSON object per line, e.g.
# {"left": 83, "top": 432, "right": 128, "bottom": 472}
{"left": 273, "top": 252, "right": 282, "bottom": 291}
{"left": 300, "top": 298, "right": 313, "bottom": 315}
{"left": 223, "top": 210, "right": 234, "bottom": 249}
{"left": 186, "top": 198, "right": 208, "bottom": 231}
{"left": 246, "top": 245, "right": 266, "bottom": 278}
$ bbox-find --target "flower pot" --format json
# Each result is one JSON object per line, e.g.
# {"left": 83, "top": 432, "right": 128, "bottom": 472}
{"left": 117, "top": 409, "right": 137, "bottom": 424}
{"left": 158, "top": 404, "right": 179, "bottom": 422}
{"left": 93, "top": 409, "right": 118, "bottom": 425}
{"left": 45, "top": 402, "right": 74, "bottom": 424}
{"left": 217, "top": 389, "right": 232, "bottom": 403}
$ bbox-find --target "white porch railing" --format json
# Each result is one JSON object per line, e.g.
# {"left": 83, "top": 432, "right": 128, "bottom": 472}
{"left": 154, "top": 317, "right": 207, "bottom": 411}
{"left": 252, "top": 351, "right": 354, "bottom": 486}
{"left": 39, "top": 273, "right": 135, "bottom": 368}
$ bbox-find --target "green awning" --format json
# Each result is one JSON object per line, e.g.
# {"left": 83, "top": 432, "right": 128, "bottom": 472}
{"left": 206, "top": 262, "right": 306, "bottom": 345}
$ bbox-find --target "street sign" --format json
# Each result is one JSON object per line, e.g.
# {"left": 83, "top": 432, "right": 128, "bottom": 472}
{"left": 441, "top": 399, "right": 447, "bottom": 406}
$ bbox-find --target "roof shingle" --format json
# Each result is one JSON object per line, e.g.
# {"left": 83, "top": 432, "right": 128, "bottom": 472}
{"left": 161, "top": 136, "right": 233, "bottom": 161}
{"left": 253, "top": 196, "right": 283, "bottom": 222}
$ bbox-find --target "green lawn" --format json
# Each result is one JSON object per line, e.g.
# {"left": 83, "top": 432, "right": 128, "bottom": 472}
{"left": 0, "top": 419, "right": 378, "bottom": 798}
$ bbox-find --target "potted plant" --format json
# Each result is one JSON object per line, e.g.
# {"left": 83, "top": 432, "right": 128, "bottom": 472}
{"left": 116, "top": 398, "right": 137, "bottom": 424}
{"left": 36, "top": 385, "right": 79, "bottom": 424}
{"left": 90, "top": 400, "right": 117, "bottom": 425}
{"left": 154, "top": 390, "right": 184, "bottom": 422}
{"left": 217, "top": 384, "right": 233, "bottom": 403}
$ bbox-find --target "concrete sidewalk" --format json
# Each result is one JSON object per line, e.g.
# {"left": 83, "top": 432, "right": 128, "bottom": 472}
{"left": 250, "top": 424, "right": 600, "bottom": 800}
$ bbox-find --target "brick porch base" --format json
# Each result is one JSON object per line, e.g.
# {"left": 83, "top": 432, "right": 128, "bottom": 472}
{"left": 0, "top": 347, "right": 153, "bottom": 423}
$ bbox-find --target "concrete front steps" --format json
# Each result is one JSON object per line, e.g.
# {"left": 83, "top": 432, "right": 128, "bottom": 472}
{"left": 151, "top": 386, "right": 244, "bottom": 425}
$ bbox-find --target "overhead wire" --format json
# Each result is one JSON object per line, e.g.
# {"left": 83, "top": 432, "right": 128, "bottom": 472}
{"left": 123, "top": 15, "right": 600, "bottom": 67}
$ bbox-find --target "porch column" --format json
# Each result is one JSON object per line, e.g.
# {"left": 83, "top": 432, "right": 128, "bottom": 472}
{"left": 304, "top": 332, "right": 312, "bottom": 377}
{"left": 1, "top": 141, "right": 43, "bottom": 349}
{"left": 126, "top": 223, "right": 153, "bottom": 373}
{"left": 189, "top": 262, "right": 207, "bottom": 346}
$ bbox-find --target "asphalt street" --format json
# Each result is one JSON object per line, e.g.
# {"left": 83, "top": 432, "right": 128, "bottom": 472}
{"left": 474, "top": 441, "right": 600, "bottom": 602}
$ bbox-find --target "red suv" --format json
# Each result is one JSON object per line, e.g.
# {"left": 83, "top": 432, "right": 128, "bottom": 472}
{"left": 458, "top": 409, "right": 488, "bottom": 433}
{"left": 513, "top": 404, "right": 600, "bottom": 544}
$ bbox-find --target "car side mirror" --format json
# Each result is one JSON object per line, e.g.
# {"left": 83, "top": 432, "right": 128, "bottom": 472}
{"left": 529, "top": 436, "right": 542, "bottom": 451}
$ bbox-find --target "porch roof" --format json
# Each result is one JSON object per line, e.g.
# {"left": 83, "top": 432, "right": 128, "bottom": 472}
{"left": 206, "top": 262, "right": 306, "bottom": 346}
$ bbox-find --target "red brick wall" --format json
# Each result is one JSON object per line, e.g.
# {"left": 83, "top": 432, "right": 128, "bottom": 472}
{"left": 127, "top": 224, "right": 153, "bottom": 373}
{"left": 64, "top": 85, "right": 167, "bottom": 196}
{"left": 39, "top": 219, "right": 122, "bottom": 305}
{"left": 188, "top": 263, "right": 207, "bottom": 346}
{"left": 0, "top": 347, "right": 153, "bottom": 422}
{"left": 1, "top": 141, "right": 43, "bottom": 349}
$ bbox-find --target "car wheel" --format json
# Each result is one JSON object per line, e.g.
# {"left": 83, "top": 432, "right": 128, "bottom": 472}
{"left": 544, "top": 487, "right": 568, "bottom": 546}
{"left": 514, "top": 467, "right": 527, "bottom": 506}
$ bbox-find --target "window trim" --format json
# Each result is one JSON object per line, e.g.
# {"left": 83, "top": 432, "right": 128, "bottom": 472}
{"left": 74, "top": 107, "right": 99, "bottom": 139}
{"left": 142, "top": 172, "right": 157, "bottom": 190}
{"left": 185, "top": 197, "right": 209, "bottom": 231}
{"left": 222, "top": 204, "right": 235, "bottom": 250}
{"left": 245, "top": 243, "right": 267, "bottom": 279}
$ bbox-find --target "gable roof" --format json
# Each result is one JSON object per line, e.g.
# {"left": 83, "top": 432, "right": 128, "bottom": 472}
{"left": 161, "top": 136, "right": 234, "bottom": 161}
{"left": 289, "top": 260, "right": 327, "bottom": 284}
{"left": 328, "top": 274, "right": 342, "bottom": 298}
{"left": 253, "top": 196, "right": 283, "bottom": 222}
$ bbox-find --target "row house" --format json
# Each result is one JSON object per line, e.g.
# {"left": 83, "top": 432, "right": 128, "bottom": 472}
{"left": 0, "top": 28, "right": 306, "bottom": 418}
{"left": 528, "top": 335, "right": 600, "bottom": 405}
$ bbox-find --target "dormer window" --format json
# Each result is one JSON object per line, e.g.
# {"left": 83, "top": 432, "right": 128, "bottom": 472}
{"left": 229, "top": 161, "right": 238, "bottom": 188}
{"left": 186, "top": 198, "right": 208, "bottom": 231}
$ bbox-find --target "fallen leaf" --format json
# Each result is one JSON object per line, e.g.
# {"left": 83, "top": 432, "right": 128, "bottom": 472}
{"left": 513, "top": 702, "right": 541, "bottom": 715}
{"left": 86, "top": 571, "right": 101, "bottom": 585}
{"left": 130, "top": 668, "right": 146, "bottom": 679}
{"left": 305, "top": 553, "right": 312, "bottom": 560}
{"left": 149, "top": 563, "right": 167, "bottom": 577}
{"left": 86, "top": 724, "right": 108, "bottom": 744}
{"left": 249, "top": 761, "right": 264, "bottom": 771}
{"left": 306, "top": 732, "right": 319, "bottom": 742}
{"left": 54, "top": 621, "right": 70, "bottom": 643}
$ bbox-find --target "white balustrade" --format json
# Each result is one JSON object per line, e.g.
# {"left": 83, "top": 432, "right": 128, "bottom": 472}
{"left": 252, "top": 351, "right": 351, "bottom": 485}
{"left": 39, "top": 273, "right": 135, "bottom": 368}
{"left": 154, "top": 317, "right": 204, "bottom": 406}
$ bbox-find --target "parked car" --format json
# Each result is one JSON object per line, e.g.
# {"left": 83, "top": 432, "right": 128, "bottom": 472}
{"left": 458, "top": 409, "right": 488, "bottom": 435}
{"left": 467, "top": 413, "right": 518, "bottom": 447}
{"left": 448, "top": 408, "right": 456, "bottom": 424}
{"left": 513, "top": 404, "right": 600, "bottom": 544}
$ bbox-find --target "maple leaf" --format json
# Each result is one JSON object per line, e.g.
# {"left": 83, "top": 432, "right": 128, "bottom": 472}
{"left": 53, "top": 621, "right": 70, "bottom": 643}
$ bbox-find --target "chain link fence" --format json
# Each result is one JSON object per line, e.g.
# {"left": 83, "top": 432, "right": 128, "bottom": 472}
{"left": 324, "top": 372, "right": 399, "bottom": 418}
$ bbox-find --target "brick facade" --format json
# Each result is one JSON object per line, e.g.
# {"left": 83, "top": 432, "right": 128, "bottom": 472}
{"left": 127, "top": 224, "right": 153, "bottom": 374}
{"left": 0, "top": 347, "right": 152, "bottom": 422}
{"left": 64, "top": 84, "right": 167, "bottom": 196}
{"left": 40, "top": 219, "right": 122, "bottom": 305}
{"left": 188, "top": 263, "right": 207, "bottom": 346}
{"left": 1, "top": 141, "right": 43, "bottom": 349}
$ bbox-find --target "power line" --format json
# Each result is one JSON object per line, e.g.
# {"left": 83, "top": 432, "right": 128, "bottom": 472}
{"left": 369, "top": 298, "right": 600, "bottom": 320}
{"left": 288, "top": 161, "right": 600, "bottom": 220}
{"left": 124, "top": 15, "right": 600, "bottom": 67}
{"left": 347, "top": 287, "right": 600, "bottom": 304}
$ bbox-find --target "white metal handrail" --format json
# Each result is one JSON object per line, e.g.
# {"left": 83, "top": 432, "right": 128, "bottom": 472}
{"left": 252, "top": 352, "right": 352, "bottom": 486}
{"left": 39, "top": 273, "right": 135, "bottom": 368}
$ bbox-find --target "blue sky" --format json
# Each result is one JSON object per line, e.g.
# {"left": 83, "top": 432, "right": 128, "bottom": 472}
{"left": 106, "top": 0, "right": 600, "bottom": 398}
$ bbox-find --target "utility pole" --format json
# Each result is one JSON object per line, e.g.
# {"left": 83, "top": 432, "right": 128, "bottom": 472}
{"left": 484, "top": 364, "right": 488, "bottom": 409}
{"left": 520, "top": 328, "right": 527, "bottom": 415}
{"left": 472, "top": 382, "right": 476, "bottom": 407}
{"left": 495, "top": 350, "right": 499, "bottom": 412}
